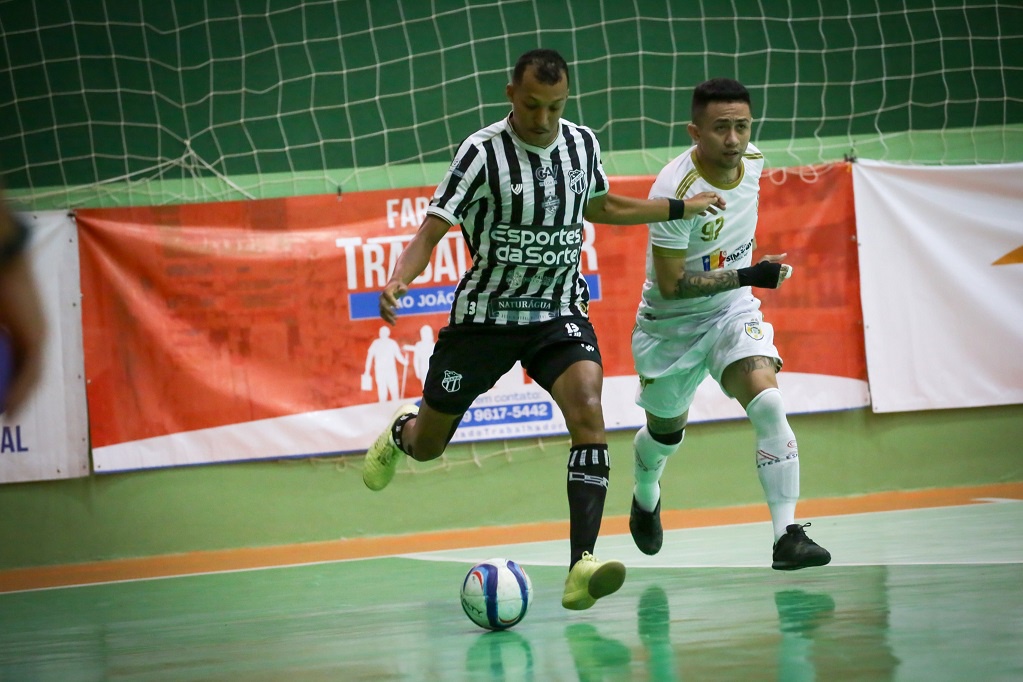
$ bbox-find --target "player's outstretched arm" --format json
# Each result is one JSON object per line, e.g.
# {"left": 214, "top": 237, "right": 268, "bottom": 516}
{"left": 584, "top": 191, "right": 725, "bottom": 226}
{"left": 654, "top": 250, "right": 793, "bottom": 299}
{"left": 379, "top": 214, "right": 452, "bottom": 325}
{"left": 739, "top": 253, "right": 793, "bottom": 289}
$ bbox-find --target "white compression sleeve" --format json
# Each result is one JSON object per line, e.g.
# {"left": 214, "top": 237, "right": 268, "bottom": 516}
{"left": 746, "top": 388, "right": 800, "bottom": 541}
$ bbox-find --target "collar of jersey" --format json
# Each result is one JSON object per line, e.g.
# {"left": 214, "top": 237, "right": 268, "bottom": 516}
{"left": 690, "top": 149, "right": 745, "bottom": 190}
{"left": 505, "top": 114, "right": 564, "bottom": 152}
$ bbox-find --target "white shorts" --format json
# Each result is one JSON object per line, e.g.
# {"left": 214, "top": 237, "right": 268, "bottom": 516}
{"left": 632, "top": 294, "right": 782, "bottom": 418}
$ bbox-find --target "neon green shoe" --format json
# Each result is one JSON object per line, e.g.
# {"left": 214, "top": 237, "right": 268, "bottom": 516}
{"left": 561, "top": 552, "right": 626, "bottom": 610}
{"left": 362, "top": 404, "right": 417, "bottom": 491}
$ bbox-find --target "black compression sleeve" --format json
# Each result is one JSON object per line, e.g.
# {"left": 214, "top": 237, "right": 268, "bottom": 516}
{"left": 736, "top": 260, "right": 782, "bottom": 288}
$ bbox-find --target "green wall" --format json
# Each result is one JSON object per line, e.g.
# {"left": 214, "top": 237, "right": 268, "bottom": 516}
{"left": 2, "top": 404, "right": 1020, "bottom": 570}
{"left": 2, "top": 1, "right": 1020, "bottom": 195}
{"left": 0, "top": 2, "right": 1020, "bottom": 571}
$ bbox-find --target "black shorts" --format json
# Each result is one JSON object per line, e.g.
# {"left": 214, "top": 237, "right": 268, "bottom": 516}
{"left": 421, "top": 316, "right": 602, "bottom": 415}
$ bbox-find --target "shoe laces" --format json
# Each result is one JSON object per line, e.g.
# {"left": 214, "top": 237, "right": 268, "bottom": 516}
{"left": 579, "top": 551, "right": 597, "bottom": 563}
{"left": 791, "top": 522, "right": 822, "bottom": 544}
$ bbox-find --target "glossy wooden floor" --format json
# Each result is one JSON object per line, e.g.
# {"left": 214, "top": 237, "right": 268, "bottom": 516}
{"left": 2, "top": 496, "right": 1021, "bottom": 681}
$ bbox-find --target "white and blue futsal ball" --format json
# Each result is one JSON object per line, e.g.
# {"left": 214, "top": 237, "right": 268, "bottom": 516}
{"left": 460, "top": 558, "right": 533, "bottom": 630}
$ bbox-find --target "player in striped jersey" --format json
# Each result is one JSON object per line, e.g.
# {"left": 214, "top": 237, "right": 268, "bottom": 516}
{"left": 629, "top": 78, "right": 831, "bottom": 571}
{"left": 363, "top": 49, "right": 724, "bottom": 610}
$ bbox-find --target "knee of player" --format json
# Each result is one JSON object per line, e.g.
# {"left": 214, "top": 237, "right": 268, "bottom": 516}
{"left": 746, "top": 386, "right": 786, "bottom": 419}
{"left": 562, "top": 393, "right": 604, "bottom": 428}
{"left": 649, "top": 426, "right": 685, "bottom": 446}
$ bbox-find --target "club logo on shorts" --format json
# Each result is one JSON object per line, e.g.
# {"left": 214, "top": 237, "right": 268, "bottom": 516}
{"left": 744, "top": 320, "right": 764, "bottom": 340}
{"left": 441, "top": 370, "right": 462, "bottom": 393}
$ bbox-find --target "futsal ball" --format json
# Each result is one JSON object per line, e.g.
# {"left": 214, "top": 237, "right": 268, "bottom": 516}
{"left": 460, "top": 558, "right": 533, "bottom": 630}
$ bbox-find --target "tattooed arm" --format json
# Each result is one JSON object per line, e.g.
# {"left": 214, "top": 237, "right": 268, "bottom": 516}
{"left": 652, "top": 247, "right": 792, "bottom": 299}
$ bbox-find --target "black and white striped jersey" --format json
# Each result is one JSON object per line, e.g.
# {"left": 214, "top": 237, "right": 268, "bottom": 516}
{"left": 426, "top": 114, "right": 610, "bottom": 326}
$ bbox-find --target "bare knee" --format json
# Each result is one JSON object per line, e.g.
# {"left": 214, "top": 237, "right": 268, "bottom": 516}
{"left": 562, "top": 393, "right": 605, "bottom": 443}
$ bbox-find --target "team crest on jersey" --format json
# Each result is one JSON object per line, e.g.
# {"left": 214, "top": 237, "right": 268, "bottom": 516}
{"left": 567, "top": 169, "right": 586, "bottom": 194}
{"left": 441, "top": 370, "right": 462, "bottom": 393}
{"left": 744, "top": 320, "right": 764, "bottom": 340}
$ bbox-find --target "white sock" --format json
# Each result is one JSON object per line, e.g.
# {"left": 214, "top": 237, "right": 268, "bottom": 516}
{"left": 633, "top": 426, "right": 682, "bottom": 512}
{"left": 746, "top": 388, "right": 800, "bottom": 542}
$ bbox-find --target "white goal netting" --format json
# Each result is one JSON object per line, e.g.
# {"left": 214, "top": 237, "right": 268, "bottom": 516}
{"left": 0, "top": 0, "right": 1020, "bottom": 208}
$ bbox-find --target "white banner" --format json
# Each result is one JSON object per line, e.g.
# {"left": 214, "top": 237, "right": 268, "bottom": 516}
{"left": 853, "top": 160, "right": 1023, "bottom": 412}
{"left": 0, "top": 211, "right": 90, "bottom": 482}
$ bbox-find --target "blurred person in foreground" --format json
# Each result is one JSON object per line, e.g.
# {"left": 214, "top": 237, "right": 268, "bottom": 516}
{"left": 0, "top": 181, "right": 45, "bottom": 417}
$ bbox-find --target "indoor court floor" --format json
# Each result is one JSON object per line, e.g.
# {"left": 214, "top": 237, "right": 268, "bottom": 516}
{"left": 2, "top": 495, "right": 1021, "bottom": 681}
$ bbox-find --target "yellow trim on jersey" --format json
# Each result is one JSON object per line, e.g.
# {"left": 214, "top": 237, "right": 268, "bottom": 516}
{"left": 690, "top": 149, "right": 745, "bottom": 190}
{"left": 673, "top": 169, "right": 700, "bottom": 201}
{"left": 652, "top": 244, "right": 687, "bottom": 258}
{"left": 743, "top": 152, "right": 764, "bottom": 159}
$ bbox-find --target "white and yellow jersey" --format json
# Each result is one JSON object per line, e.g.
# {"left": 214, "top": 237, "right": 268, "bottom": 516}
{"left": 638, "top": 142, "right": 764, "bottom": 325}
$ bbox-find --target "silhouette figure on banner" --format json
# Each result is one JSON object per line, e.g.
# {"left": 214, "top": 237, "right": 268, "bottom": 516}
{"left": 402, "top": 325, "right": 435, "bottom": 394}
{"left": 362, "top": 326, "right": 407, "bottom": 402}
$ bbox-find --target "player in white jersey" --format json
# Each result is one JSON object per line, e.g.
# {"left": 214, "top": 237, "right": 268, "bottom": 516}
{"left": 361, "top": 49, "right": 725, "bottom": 611}
{"left": 629, "top": 78, "right": 831, "bottom": 571}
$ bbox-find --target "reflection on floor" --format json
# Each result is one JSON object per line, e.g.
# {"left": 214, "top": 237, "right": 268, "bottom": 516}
{"left": 1, "top": 499, "right": 1021, "bottom": 681}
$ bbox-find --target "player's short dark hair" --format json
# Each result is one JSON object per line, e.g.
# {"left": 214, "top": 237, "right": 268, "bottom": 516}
{"left": 691, "top": 78, "right": 752, "bottom": 122}
{"left": 512, "top": 49, "right": 570, "bottom": 87}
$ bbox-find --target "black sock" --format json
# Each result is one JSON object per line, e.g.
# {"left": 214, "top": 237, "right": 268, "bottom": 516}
{"left": 391, "top": 412, "right": 416, "bottom": 455}
{"left": 566, "top": 444, "right": 610, "bottom": 569}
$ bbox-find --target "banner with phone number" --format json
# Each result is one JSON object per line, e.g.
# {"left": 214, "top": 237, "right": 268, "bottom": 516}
{"left": 77, "top": 163, "right": 867, "bottom": 472}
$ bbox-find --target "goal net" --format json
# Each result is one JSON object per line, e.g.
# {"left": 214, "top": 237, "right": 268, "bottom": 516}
{"left": 1, "top": 0, "right": 1021, "bottom": 207}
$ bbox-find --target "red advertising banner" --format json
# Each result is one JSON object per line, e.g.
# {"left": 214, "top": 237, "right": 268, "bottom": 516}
{"left": 77, "top": 163, "right": 866, "bottom": 471}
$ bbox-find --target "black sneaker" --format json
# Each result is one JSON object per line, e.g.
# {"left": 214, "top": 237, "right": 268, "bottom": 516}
{"left": 629, "top": 496, "right": 663, "bottom": 555}
{"left": 772, "top": 523, "right": 831, "bottom": 570}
